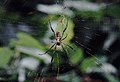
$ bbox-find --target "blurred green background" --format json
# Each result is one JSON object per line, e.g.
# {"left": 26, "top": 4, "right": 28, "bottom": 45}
{"left": 0, "top": 0, "right": 120, "bottom": 82}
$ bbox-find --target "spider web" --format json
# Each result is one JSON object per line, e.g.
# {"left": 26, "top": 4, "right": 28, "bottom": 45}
{"left": 29, "top": 1, "right": 114, "bottom": 82}
{"left": 32, "top": 1, "right": 119, "bottom": 82}
{"left": 0, "top": 0, "right": 119, "bottom": 82}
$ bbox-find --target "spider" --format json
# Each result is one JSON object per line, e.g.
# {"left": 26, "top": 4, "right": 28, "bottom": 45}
{"left": 39, "top": 18, "right": 74, "bottom": 63}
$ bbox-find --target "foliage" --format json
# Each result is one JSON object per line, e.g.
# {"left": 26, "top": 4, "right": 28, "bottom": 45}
{"left": 0, "top": 47, "right": 13, "bottom": 68}
{"left": 76, "top": 10, "right": 104, "bottom": 21}
{"left": 0, "top": 0, "right": 120, "bottom": 82}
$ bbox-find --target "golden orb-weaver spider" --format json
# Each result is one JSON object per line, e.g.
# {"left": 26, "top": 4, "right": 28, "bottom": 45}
{"left": 39, "top": 17, "right": 74, "bottom": 63}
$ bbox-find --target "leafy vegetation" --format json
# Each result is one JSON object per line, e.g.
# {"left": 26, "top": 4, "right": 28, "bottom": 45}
{"left": 0, "top": 0, "right": 120, "bottom": 82}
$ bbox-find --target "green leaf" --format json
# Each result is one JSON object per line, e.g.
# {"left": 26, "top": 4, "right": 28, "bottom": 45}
{"left": 69, "top": 44, "right": 83, "bottom": 64}
{"left": 80, "top": 57, "right": 96, "bottom": 72}
{"left": 76, "top": 10, "right": 103, "bottom": 21}
{"left": 106, "top": 5, "right": 120, "bottom": 18}
{"left": 0, "top": 47, "right": 13, "bottom": 68}
{"left": 15, "top": 32, "right": 44, "bottom": 50}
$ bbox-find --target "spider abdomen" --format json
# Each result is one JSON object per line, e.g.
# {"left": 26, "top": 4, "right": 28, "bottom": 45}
{"left": 57, "top": 42, "right": 60, "bottom": 46}
{"left": 56, "top": 36, "right": 61, "bottom": 46}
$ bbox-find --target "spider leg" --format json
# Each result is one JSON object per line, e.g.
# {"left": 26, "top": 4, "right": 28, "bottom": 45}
{"left": 56, "top": 53, "right": 60, "bottom": 78}
{"left": 61, "top": 34, "right": 68, "bottom": 41}
{"left": 48, "top": 20, "right": 55, "bottom": 36}
{"left": 51, "top": 45, "right": 57, "bottom": 63}
{"left": 61, "top": 18, "right": 68, "bottom": 38}
{"left": 62, "top": 42, "right": 75, "bottom": 51}
{"left": 39, "top": 43, "right": 56, "bottom": 55}
{"left": 61, "top": 44, "right": 69, "bottom": 63}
